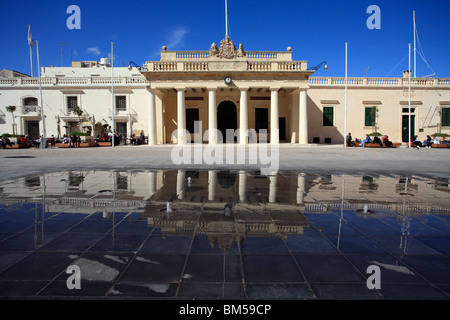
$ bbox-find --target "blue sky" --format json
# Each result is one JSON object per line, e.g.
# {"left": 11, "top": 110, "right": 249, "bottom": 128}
{"left": 1, "top": 0, "right": 449, "bottom": 78}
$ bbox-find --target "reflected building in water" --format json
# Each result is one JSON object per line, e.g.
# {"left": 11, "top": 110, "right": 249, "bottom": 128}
{"left": 0, "top": 170, "right": 449, "bottom": 251}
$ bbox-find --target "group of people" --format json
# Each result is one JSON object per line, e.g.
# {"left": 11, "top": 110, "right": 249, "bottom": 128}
{"left": 412, "top": 135, "right": 450, "bottom": 148}
{"left": 61, "top": 134, "right": 82, "bottom": 148}
{"left": 346, "top": 133, "right": 394, "bottom": 148}
{"left": 0, "top": 136, "right": 13, "bottom": 148}
{"left": 97, "top": 132, "right": 122, "bottom": 146}
{"left": 129, "top": 132, "right": 146, "bottom": 145}
{"left": 0, "top": 134, "right": 36, "bottom": 148}
{"left": 347, "top": 132, "right": 450, "bottom": 148}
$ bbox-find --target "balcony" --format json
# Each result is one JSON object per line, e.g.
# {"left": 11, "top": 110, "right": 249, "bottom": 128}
{"left": 19, "top": 105, "right": 41, "bottom": 116}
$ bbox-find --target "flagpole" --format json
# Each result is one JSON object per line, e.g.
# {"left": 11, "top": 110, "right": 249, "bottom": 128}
{"left": 225, "top": 0, "right": 228, "bottom": 36}
{"left": 408, "top": 43, "right": 412, "bottom": 148}
{"left": 111, "top": 42, "right": 115, "bottom": 148}
{"left": 344, "top": 42, "right": 348, "bottom": 148}
{"left": 28, "top": 25, "right": 33, "bottom": 77}
{"left": 36, "top": 40, "right": 46, "bottom": 147}
{"left": 413, "top": 11, "right": 416, "bottom": 78}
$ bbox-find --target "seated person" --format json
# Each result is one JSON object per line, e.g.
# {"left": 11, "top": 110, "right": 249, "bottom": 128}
{"left": 422, "top": 135, "right": 432, "bottom": 147}
{"left": 412, "top": 135, "right": 422, "bottom": 147}
{"left": 18, "top": 135, "right": 27, "bottom": 145}
{"left": 3, "top": 137, "right": 12, "bottom": 147}
{"left": 62, "top": 135, "right": 69, "bottom": 144}
{"left": 372, "top": 134, "right": 383, "bottom": 147}
{"left": 361, "top": 134, "right": 372, "bottom": 147}
{"left": 346, "top": 133, "right": 354, "bottom": 147}
{"left": 439, "top": 136, "right": 450, "bottom": 147}
{"left": 382, "top": 135, "right": 393, "bottom": 148}
{"left": 431, "top": 135, "right": 441, "bottom": 145}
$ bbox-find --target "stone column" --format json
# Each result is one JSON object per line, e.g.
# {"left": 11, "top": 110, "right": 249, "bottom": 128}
{"left": 269, "top": 175, "right": 277, "bottom": 203}
{"left": 177, "top": 170, "right": 185, "bottom": 200}
{"left": 239, "top": 88, "right": 248, "bottom": 145}
{"left": 148, "top": 89, "right": 157, "bottom": 145}
{"left": 208, "top": 89, "right": 217, "bottom": 144}
{"left": 297, "top": 173, "right": 305, "bottom": 204}
{"left": 299, "top": 89, "right": 308, "bottom": 145}
{"left": 208, "top": 170, "right": 217, "bottom": 201}
{"left": 177, "top": 88, "right": 186, "bottom": 145}
{"left": 270, "top": 88, "right": 280, "bottom": 145}
{"left": 239, "top": 171, "right": 247, "bottom": 202}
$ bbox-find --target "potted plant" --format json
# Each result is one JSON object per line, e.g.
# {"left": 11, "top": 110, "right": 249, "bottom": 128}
{"left": 72, "top": 105, "right": 83, "bottom": 132}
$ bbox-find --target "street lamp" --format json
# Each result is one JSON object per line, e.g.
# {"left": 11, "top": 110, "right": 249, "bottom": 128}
{"left": 307, "top": 61, "right": 328, "bottom": 71}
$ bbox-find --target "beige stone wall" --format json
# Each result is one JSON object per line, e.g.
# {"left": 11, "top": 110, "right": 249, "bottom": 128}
{"left": 307, "top": 85, "right": 450, "bottom": 144}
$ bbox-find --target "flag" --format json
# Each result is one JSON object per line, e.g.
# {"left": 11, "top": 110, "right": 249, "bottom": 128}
{"left": 28, "top": 25, "right": 33, "bottom": 48}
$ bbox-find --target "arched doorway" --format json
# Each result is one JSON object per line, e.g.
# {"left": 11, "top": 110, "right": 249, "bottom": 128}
{"left": 217, "top": 100, "right": 237, "bottom": 143}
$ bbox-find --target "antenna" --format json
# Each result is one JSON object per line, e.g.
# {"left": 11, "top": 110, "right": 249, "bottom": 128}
{"left": 58, "top": 42, "right": 71, "bottom": 67}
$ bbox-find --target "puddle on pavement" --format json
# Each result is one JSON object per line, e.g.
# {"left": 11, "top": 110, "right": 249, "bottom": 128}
{"left": 0, "top": 170, "right": 449, "bottom": 299}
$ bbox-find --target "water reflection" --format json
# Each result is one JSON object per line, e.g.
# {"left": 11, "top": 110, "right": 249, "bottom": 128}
{"left": 0, "top": 170, "right": 449, "bottom": 253}
{"left": 1, "top": 170, "right": 450, "bottom": 299}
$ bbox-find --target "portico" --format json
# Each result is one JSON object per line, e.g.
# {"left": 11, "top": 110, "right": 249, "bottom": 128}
{"left": 140, "top": 35, "right": 314, "bottom": 145}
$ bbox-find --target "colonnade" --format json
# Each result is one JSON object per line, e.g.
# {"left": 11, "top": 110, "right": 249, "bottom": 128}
{"left": 147, "top": 87, "right": 309, "bottom": 145}
{"left": 172, "top": 170, "right": 307, "bottom": 205}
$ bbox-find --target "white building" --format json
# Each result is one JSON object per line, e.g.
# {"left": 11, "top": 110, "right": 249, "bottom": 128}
{"left": 1, "top": 36, "right": 449, "bottom": 145}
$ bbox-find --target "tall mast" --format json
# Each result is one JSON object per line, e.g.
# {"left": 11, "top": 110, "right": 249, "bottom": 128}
{"left": 225, "top": 0, "right": 228, "bottom": 36}
{"left": 413, "top": 11, "right": 416, "bottom": 78}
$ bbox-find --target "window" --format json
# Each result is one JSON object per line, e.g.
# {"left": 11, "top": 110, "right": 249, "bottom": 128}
{"left": 67, "top": 96, "right": 78, "bottom": 113}
{"left": 443, "top": 108, "right": 450, "bottom": 127}
{"left": 186, "top": 108, "right": 200, "bottom": 133}
{"left": 115, "top": 96, "right": 127, "bottom": 112}
{"left": 24, "top": 97, "right": 38, "bottom": 106}
{"left": 365, "top": 107, "right": 375, "bottom": 127}
{"left": 23, "top": 97, "right": 38, "bottom": 113}
{"left": 402, "top": 108, "right": 416, "bottom": 113}
{"left": 323, "top": 107, "right": 334, "bottom": 126}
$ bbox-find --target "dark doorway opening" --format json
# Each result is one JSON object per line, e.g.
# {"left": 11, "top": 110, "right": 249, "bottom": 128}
{"left": 402, "top": 115, "right": 415, "bottom": 142}
{"left": 217, "top": 101, "right": 237, "bottom": 143}
{"left": 279, "top": 117, "right": 286, "bottom": 141}
{"left": 25, "top": 121, "right": 40, "bottom": 140}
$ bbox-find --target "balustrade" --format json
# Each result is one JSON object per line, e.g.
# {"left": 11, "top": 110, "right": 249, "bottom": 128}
{"left": 21, "top": 105, "right": 40, "bottom": 114}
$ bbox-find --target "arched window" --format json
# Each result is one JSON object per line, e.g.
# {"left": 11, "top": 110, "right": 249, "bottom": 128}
{"left": 22, "top": 97, "right": 39, "bottom": 113}
{"left": 23, "top": 97, "right": 38, "bottom": 106}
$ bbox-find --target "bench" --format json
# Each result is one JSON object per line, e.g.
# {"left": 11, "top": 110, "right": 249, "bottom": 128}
{"left": 365, "top": 143, "right": 384, "bottom": 148}
{"left": 97, "top": 142, "right": 112, "bottom": 147}
{"left": 364, "top": 142, "right": 400, "bottom": 148}
{"left": 431, "top": 144, "right": 449, "bottom": 148}
{"left": 79, "top": 142, "right": 98, "bottom": 148}
{"left": 55, "top": 143, "right": 70, "bottom": 148}
{"left": 5, "top": 144, "right": 29, "bottom": 149}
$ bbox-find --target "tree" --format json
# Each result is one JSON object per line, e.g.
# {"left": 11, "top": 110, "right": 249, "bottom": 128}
{"left": 72, "top": 105, "right": 83, "bottom": 132}
{"left": 369, "top": 106, "right": 379, "bottom": 133}
{"left": 5, "top": 105, "right": 17, "bottom": 136}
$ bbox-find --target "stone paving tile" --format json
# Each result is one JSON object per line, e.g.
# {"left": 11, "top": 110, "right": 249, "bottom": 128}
{"left": 0, "top": 169, "right": 449, "bottom": 301}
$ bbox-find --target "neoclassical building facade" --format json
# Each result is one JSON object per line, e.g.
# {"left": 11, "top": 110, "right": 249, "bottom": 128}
{"left": 1, "top": 35, "right": 450, "bottom": 145}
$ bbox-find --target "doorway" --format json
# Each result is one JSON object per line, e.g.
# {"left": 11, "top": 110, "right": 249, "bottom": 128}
{"left": 279, "top": 117, "right": 286, "bottom": 141}
{"left": 402, "top": 115, "right": 415, "bottom": 142}
{"left": 217, "top": 101, "right": 237, "bottom": 143}
{"left": 116, "top": 122, "right": 127, "bottom": 136}
{"left": 25, "top": 121, "right": 40, "bottom": 140}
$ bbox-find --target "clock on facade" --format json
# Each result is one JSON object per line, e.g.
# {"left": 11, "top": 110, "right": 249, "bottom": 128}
{"left": 224, "top": 77, "right": 232, "bottom": 84}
